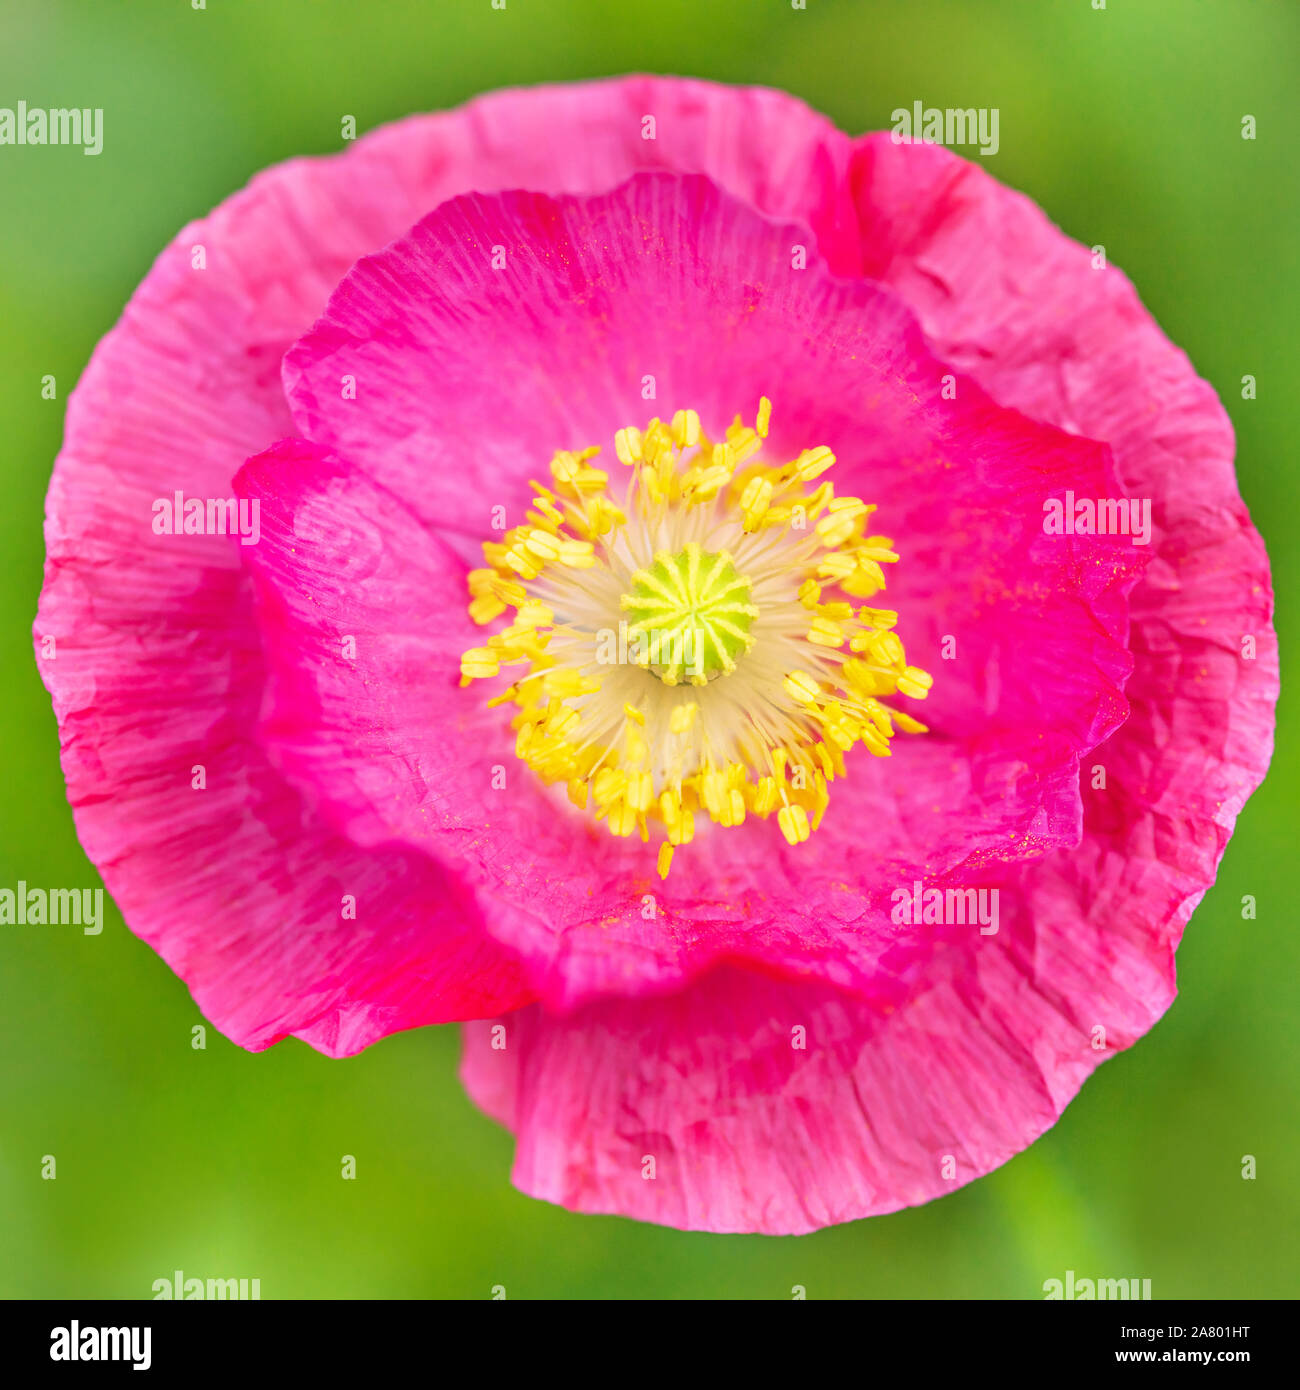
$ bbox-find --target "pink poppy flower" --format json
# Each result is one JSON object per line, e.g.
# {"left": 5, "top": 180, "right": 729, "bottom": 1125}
{"left": 37, "top": 78, "right": 1276, "bottom": 1234}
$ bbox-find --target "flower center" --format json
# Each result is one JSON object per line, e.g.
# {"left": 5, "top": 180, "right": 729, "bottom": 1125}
{"left": 460, "top": 400, "right": 932, "bottom": 878}
{"left": 621, "top": 544, "right": 757, "bottom": 685}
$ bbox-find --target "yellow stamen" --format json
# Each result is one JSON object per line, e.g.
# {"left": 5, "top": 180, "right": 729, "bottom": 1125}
{"left": 459, "top": 401, "right": 931, "bottom": 869}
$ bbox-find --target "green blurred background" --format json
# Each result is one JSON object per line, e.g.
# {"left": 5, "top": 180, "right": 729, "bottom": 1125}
{"left": 0, "top": 0, "right": 1294, "bottom": 1299}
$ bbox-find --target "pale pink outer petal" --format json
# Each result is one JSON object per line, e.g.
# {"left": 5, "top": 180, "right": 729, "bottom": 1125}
{"left": 848, "top": 135, "right": 1277, "bottom": 998}
{"left": 460, "top": 933, "right": 1172, "bottom": 1235}
{"left": 33, "top": 78, "right": 862, "bottom": 1054}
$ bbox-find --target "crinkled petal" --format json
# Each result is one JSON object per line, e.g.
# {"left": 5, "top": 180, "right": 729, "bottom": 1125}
{"left": 849, "top": 136, "right": 1277, "bottom": 1042}
{"left": 460, "top": 913, "right": 1173, "bottom": 1235}
{"left": 260, "top": 173, "right": 1141, "bottom": 1010}
{"left": 456, "top": 138, "right": 1277, "bottom": 1232}
{"left": 33, "top": 77, "right": 864, "bottom": 1051}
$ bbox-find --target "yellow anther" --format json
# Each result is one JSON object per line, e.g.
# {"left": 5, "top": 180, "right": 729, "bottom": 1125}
{"left": 624, "top": 769, "right": 651, "bottom": 810}
{"left": 822, "top": 710, "right": 858, "bottom": 752}
{"left": 859, "top": 630, "right": 905, "bottom": 665}
{"left": 793, "top": 446, "right": 835, "bottom": 481}
{"left": 841, "top": 659, "right": 888, "bottom": 695}
{"left": 530, "top": 496, "right": 565, "bottom": 528}
{"left": 685, "top": 462, "right": 731, "bottom": 501}
{"left": 724, "top": 419, "right": 763, "bottom": 464}
{"left": 817, "top": 552, "right": 857, "bottom": 582}
{"left": 614, "top": 427, "right": 644, "bottom": 464}
{"left": 579, "top": 464, "right": 609, "bottom": 488}
{"left": 807, "top": 616, "right": 847, "bottom": 648}
{"left": 514, "top": 600, "right": 553, "bottom": 629}
{"left": 592, "top": 766, "right": 625, "bottom": 803}
{"left": 670, "top": 409, "right": 702, "bottom": 446}
{"left": 858, "top": 607, "right": 898, "bottom": 630}
{"left": 860, "top": 721, "right": 891, "bottom": 755}
{"left": 756, "top": 396, "right": 772, "bottom": 438}
{"left": 557, "top": 539, "right": 595, "bottom": 567}
{"left": 550, "top": 451, "right": 580, "bottom": 484}
{"left": 784, "top": 670, "right": 822, "bottom": 705}
{"left": 753, "top": 777, "right": 779, "bottom": 815}
{"left": 897, "top": 666, "right": 934, "bottom": 699}
{"left": 461, "top": 648, "right": 500, "bottom": 680}
{"left": 501, "top": 546, "right": 542, "bottom": 579}
{"left": 657, "top": 842, "right": 674, "bottom": 879}
{"left": 547, "top": 705, "right": 579, "bottom": 738}
{"left": 815, "top": 497, "right": 869, "bottom": 548}
{"left": 859, "top": 536, "right": 900, "bottom": 562}
{"left": 740, "top": 475, "right": 774, "bottom": 529}
{"left": 469, "top": 594, "right": 507, "bottom": 625}
{"left": 488, "top": 575, "right": 527, "bottom": 604}
{"left": 778, "top": 804, "right": 811, "bottom": 845}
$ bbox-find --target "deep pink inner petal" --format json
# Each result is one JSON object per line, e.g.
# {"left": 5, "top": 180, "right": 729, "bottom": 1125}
{"left": 250, "top": 172, "right": 1144, "bottom": 1012}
